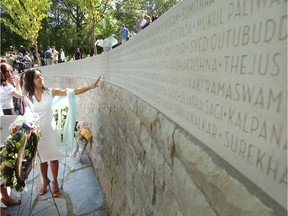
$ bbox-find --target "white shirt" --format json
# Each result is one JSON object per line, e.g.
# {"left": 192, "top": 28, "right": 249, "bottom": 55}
{"left": 0, "top": 84, "right": 15, "bottom": 109}
{"left": 0, "top": 103, "right": 3, "bottom": 116}
{"left": 60, "top": 51, "right": 65, "bottom": 61}
{"left": 23, "top": 55, "right": 32, "bottom": 62}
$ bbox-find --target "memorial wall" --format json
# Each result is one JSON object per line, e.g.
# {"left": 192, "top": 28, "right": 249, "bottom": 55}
{"left": 42, "top": 0, "right": 287, "bottom": 211}
{"left": 106, "top": 0, "right": 287, "bottom": 209}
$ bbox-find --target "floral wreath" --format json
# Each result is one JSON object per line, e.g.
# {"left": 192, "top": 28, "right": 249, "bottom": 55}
{"left": 0, "top": 118, "right": 41, "bottom": 191}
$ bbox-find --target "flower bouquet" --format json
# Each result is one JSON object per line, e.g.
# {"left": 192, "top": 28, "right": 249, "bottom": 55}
{"left": 0, "top": 118, "right": 41, "bottom": 191}
{"left": 72, "top": 121, "right": 93, "bottom": 158}
{"left": 54, "top": 106, "right": 68, "bottom": 141}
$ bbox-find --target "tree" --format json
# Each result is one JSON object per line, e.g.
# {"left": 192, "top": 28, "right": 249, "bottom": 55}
{"left": 76, "top": 0, "right": 113, "bottom": 55}
{"left": 96, "top": 14, "right": 118, "bottom": 39}
{"left": 38, "top": 0, "right": 82, "bottom": 59}
{"left": 0, "top": 0, "right": 181, "bottom": 59}
{"left": 153, "top": 0, "right": 181, "bottom": 15}
{"left": 0, "top": 0, "right": 52, "bottom": 65}
{"left": 113, "top": 0, "right": 146, "bottom": 34}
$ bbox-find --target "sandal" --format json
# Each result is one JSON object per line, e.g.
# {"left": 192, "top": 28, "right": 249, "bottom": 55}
{"left": 52, "top": 181, "right": 60, "bottom": 197}
{"left": 39, "top": 179, "right": 50, "bottom": 196}
{"left": 1, "top": 197, "right": 21, "bottom": 206}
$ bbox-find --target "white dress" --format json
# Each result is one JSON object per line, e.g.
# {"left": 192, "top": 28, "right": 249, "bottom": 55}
{"left": 29, "top": 88, "right": 65, "bottom": 163}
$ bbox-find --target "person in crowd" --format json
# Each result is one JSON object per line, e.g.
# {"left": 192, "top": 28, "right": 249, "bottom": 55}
{"left": 1, "top": 58, "right": 8, "bottom": 63}
{"left": 29, "top": 44, "right": 37, "bottom": 63}
{"left": 0, "top": 63, "right": 22, "bottom": 115}
{"left": 119, "top": 24, "right": 130, "bottom": 44}
{"left": 22, "top": 68, "right": 101, "bottom": 197}
{"left": 151, "top": 11, "right": 159, "bottom": 22}
{"left": 18, "top": 45, "right": 26, "bottom": 56}
{"left": 0, "top": 64, "right": 22, "bottom": 215}
{"left": 8, "top": 45, "right": 15, "bottom": 56}
{"left": 23, "top": 52, "right": 32, "bottom": 63}
{"left": 0, "top": 103, "right": 21, "bottom": 216}
{"left": 39, "top": 50, "right": 46, "bottom": 66}
{"left": 6, "top": 47, "right": 15, "bottom": 67}
{"left": 142, "top": 15, "right": 151, "bottom": 29}
{"left": 44, "top": 46, "right": 53, "bottom": 65}
{"left": 52, "top": 46, "right": 59, "bottom": 64}
{"left": 59, "top": 48, "right": 65, "bottom": 63}
{"left": 135, "top": 14, "right": 146, "bottom": 34}
{"left": 1, "top": 180, "right": 21, "bottom": 215}
{"left": 74, "top": 48, "right": 81, "bottom": 60}
{"left": 1, "top": 58, "right": 13, "bottom": 73}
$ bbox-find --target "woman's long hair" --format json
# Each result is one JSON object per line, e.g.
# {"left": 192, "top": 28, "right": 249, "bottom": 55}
{"left": 0, "top": 62, "right": 12, "bottom": 86}
{"left": 23, "top": 68, "right": 48, "bottom": 101}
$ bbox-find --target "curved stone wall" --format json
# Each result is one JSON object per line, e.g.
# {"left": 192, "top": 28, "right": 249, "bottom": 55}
{"left": 40, "top": 0, "right": 287, "bottom": 215}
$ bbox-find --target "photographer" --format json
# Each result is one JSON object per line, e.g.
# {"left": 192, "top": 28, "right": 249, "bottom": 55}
{"left": 12, "top": 55, "right": 32, "bottom": 74}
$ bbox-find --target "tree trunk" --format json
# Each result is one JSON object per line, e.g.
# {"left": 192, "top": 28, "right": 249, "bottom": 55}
{"left": 34, "top": 40, "right": 40, "bottom": 67}
{"left": 92, "top": 18, "right": 97, "bottom": 55}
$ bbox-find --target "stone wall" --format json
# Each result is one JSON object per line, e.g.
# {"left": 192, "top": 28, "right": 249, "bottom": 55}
{"left": 40, "top": 0, "right": 287, "bottom": 215}
{"left": 89, "top": 83, "right": 285, "bottom": 216}
{"left": 43, "top": 75, "right": 285, "bottom": 216}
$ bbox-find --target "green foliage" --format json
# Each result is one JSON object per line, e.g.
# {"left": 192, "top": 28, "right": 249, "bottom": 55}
{"left": 75, "top": 0, "right": 114, "bottom": 55}
{"left": 0, "top": 0, "right": 181, "bottom": 58}
{"left": 113, "top": 0, "right": 146, "bottom": 33}
{"left": 76, "top": 0, "right": 101, "bottom": 22}
{"left": 0, "top": 0, "right": 52, "bottom": 44}
{"left": 153, "top": 0, "right": 181, "bottom": 15}
{"left": 0, "top": 22, "right": 29, "bottom": 56}
{"left": 96, "top": 14, "right": 118, "bottom": 39}
{"left": 0, "top": 123, "right": 41, "bottom": 192}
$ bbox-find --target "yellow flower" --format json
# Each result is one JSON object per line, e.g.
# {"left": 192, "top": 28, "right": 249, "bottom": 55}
{"left": 80, "top": 128, "right": 93, "bottom": 142}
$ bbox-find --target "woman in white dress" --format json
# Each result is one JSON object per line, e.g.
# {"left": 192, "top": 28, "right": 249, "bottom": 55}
{"left": 23, "top": 68, "right": 100, "bottom": 197}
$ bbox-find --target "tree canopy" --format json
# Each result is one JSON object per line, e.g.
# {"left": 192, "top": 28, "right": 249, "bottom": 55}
{"left": 0, "top": 0, "right": 181, "bottom": 57}
{"left": 1, "top": 0, "right": 52, "bottom": 46}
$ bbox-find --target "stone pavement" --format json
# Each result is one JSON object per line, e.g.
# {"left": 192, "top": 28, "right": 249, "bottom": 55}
{"left": 3, "top": 154, "right": 109, "bottom": 216}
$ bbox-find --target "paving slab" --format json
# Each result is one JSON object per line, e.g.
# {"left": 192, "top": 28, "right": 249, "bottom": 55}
{"left": 88, "top": 211, "right": 109, "bottom": 216}
{"left": 31, "top": 198, "right": 67, "bottom": 216}
{"left": 63, "top": 167, "right": 104, "bottom": 215}
{"left": 3, "top": 153, "right": 108, "bottom": 216}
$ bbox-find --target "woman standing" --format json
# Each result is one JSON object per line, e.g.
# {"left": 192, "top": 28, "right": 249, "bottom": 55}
{"left": 0, "top": 62, "right": 22, "bottom": 115}
{"left": 23, "top": 68, "right": 100, "bottom": 197}
{"left": 0, "top": 103, "right": 21, "bottom": 216}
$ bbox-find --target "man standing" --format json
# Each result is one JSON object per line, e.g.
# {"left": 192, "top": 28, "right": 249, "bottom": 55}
{"left": 18, "top": 45, "right": 26, "bottom": 56}
{"left": 44, "top": 46, "right": 53, "bottom": 65}
{"left": 135, "top": 14, "right": 146, "bottom": 34}
{"left": 52, "top": 46, "right": 59, "bottom": 64}
{"left": 30, "top": 44, "right": 37, "bottom": 62}
{"left": 119, "top": 24, "right": 129, "bottom": 44}
{"left": 74, "top": 48, "right": 81, "bottom": 60}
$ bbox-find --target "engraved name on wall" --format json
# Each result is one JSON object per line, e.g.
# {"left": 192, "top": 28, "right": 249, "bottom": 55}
{"left": 106, "top": 0, "right": 287, "bottom": 208}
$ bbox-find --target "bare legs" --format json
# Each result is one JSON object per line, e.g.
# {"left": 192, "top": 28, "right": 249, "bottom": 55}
{"left": 39, "top": 160, "right": 60, "bottom": 197}
{"left": 0, "top": 207, "right": 10, "bottom": 216}
{"left": 50, "top": 160, "right": 60, "bottom": 197}
{"left": 39, "top": 162, "right": 50, "bottom": 195}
